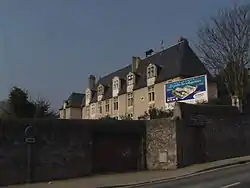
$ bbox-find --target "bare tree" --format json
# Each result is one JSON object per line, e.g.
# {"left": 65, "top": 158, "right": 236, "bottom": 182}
{"left": 197, "top": 3, "right": 250, "bottom": 111}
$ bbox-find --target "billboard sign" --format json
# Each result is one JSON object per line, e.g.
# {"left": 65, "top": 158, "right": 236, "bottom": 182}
{"left": 165, "top": 75, "right": 208, "bottom": 104}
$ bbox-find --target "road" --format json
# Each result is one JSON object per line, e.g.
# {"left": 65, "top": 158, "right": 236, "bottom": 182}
{"left": 139, "top": 163, "right": 250, "bottom": 188}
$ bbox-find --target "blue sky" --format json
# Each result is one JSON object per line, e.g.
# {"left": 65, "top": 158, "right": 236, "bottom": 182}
{"left": 0, "top": 0, "right": 244, "bottom": 109}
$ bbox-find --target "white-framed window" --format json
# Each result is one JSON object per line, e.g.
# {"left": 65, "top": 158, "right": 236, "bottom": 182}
{"left": 97, "top": 85, "right": 104, "bottom": 96}
{"left": 105, "top": 100, "right": 110, "bottom": 112}
{"left": 91, "top": 104, "right": 95, "bottom": 114}
{"left": 148, "top": 86, "right": 155, "bottom": 102}
{"left": 113, "top": 79, "right": 119, "bottom": 90}
{"left": 127, "top": 92, "right": 134, "bottom": 106}
{"left": 86, "top": 90, "right": 91, "bottom": 98}
{"left": 98, "top": 101, "right": 102, "bottom": 114}
{"left": 127, "top": 73, "right": 134, "bottom": 85}
{"left": 85, "top": 89, "right": 91, "bottom": 105}
{"left": 147, "top": 64, "right": 156, "bottom": 78}
{"left": 86, "top": 106, "right": 90, "bottom": 117}
{"left": 113, "top": 97, "right": 118, "bottom": 111}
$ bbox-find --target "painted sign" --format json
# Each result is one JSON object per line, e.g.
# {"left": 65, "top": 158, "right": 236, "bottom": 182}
{"left": 165, "top": 75, "right": 208, "bottom": 104}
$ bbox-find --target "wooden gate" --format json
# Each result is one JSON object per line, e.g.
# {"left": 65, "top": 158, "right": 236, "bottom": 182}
{"left": 193, "top": 127, "right": 206, "bottom": 164}
{"left": 92, "top": 132, "right": 141, "bottom": 173}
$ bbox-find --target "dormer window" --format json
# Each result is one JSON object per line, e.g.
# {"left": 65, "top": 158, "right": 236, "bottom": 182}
{"left": 126, "top": 72, "right": 135, "bottom": 93}
{"left": 97, "top": 85, "right": 104, "bottom": 96}
{"left": 127, "top": 73, "right": 134, "bottom": 85}
{"left": 86, "top": 91, "right": 91, "bottom": 100}
{"left": 113, "top": 79, "right": 119, "bottom": 90}
{"left": 112, "top": 77, "right": 120, "bottom": 97}
{"left": 97, "top": 84, "right": 104, "bottom": 101}
{"left": 147, "top": 64, "right": 156, "bottom": 78}
{"left": 85, "top": 88, "right": 91, "bottom": 106}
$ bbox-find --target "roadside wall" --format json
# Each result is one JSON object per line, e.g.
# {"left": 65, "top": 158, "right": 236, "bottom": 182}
{"left": 0, "top": 120, "right": 27, "bottom": 186}
{"left": 175, "top": 103, "right": 250, "bottom": 166}
{"left": 3, "top": 104, "right": 250, "bottom": 186}
{"left": 0, "top": 119, "right": 145, "bottom": 186}
{"left": 146, "top": 118, "right": 177, "bottom": 170}
{"left": 0, "top": 119, "right": 91, "bottom": 186}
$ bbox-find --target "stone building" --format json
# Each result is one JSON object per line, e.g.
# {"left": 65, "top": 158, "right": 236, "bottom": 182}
{"left": 59, "top": 38, "right": 217, "bottom": 119}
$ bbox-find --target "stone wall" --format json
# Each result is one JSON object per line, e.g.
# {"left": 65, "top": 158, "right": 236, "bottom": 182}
{"left": 146, "top": 118, "right": 177, "bottom": 170}
{"left": 0, "top": 119, "right": 145, "bottom": 186}
{"left": 0, "top": 119, "right": 92, "bottom": 186}
{"left": 175, "top": 103, "right": 250, "bottom": 166}
{"left": 0, "top": 119, "right": 27, "bottom": 186}
{"left": 32, "top": 120, "right": 92, "bottom": 183}
{"left": 4, "top": 105, "right": 250, "bottom": 186}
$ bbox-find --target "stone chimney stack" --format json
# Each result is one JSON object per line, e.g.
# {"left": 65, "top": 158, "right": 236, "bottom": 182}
{"left": 88, "top": 75, "right": 96, "bottom": 90}
{"left": 145, "top": 49, "right": 154, "bottom": 57}
{"left": 132, "top": 56, "right": 141, "bottom": 72}
{"left": 178, "top": 36, "right": 189, "bottom": 45}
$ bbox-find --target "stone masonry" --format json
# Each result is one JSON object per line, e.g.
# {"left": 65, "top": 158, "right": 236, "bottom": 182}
{"left": 146, "top": 118, "right": 177, "bottom": 170}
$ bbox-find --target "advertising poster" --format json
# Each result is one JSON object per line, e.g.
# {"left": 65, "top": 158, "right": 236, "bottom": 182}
{"left": 165, "top": 75, "right": 208, "bottom": 104}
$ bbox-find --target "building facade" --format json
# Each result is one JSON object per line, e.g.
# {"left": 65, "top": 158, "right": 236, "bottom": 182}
{"left": 59, "top": 38, "right": 218, "bottom": 120}
{"left": 59, "top": 92, "right": 84, "bottom": 119}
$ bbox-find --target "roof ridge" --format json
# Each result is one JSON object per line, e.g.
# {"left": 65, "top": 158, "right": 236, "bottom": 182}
{"left": 97, "top": 41, "right": 185, "bottom": 83}
{"left": 71, "top": 92, "right": 84, "bottom": 95}
{"left": 96, "top": 41, "right": 186, "bottom": 85}
{"left": 142, "top": 40, "right": 185, "bottom": 61}
{"left": 65, "top": 39, "right": 213, "bottom": 108}
{"left": 100, "top": 64, "right": 131, "bottom": 79}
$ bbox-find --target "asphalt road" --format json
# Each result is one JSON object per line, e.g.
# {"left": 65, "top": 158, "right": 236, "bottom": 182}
{"left": 140, "top": 163, "right": 250, "bottom": 188}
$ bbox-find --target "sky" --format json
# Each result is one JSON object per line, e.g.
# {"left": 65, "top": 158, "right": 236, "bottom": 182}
{"left": 0, "top": 0, "right": 245, "bottom": 110}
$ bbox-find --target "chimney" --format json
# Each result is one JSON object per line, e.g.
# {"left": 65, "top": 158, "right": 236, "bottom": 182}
{"left": 88, "top": 75, "right": 96, "bottom": 90}
{"left": 178, "top": 36, "right": 189, "bottom": 45}
{"left": 145, "top": 49, "right": 154, "bottom": 57}
{"left": 132, "top": 56, "right": 141, "bottom": 72}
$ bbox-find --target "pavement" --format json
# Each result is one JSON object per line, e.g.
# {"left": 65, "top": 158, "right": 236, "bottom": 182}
{"left": 6, "top": 155, "right": 250, "bottom": 188}
{"left": 139, "top": 162, "right": 250, "bottom": 188}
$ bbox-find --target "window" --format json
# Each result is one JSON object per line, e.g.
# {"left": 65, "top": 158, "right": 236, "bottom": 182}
{"left": 97, "top": 85, "right": 104, "bottom": 95}
{"left": 127, "top": 92, "right": 134, "bottom": 106}
{"left": 113, "top": 79, "right": 119, "bottom": 90}
{"left": 91, "top": 104, "right": 95, "bottom": 114}
{"left": 86, "top": 94, "right": 91, "bottom": 100}
{"left": 147, "top": 65, "right": 156, "bottom": 78}
{"left": 127, "top": 73, "right": 134, "bottom": 85}
{"left": 86, "top": 106, "right": 90, "bottom": 117}
{"left": 98, "top": 102, "right": 102, "bottom": 114}
{"left": 148, "top": 86, "right": 155, "bottom": 102}
{"left": 105, "top": 100, "right": 110, "bottom": 112}
{"left": 85, "top": 89, "right": 91, "bottom": 105}
{"left": 113, "top": 97, "right": 118, "bottom": 111}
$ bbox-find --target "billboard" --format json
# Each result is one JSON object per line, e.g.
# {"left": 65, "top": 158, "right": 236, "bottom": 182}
{"left": 165, "top": 75, "right": 208, "bottom": 104}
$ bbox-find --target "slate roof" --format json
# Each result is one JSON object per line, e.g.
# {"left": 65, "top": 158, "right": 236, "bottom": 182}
{"left": 59, "top": 92, "right": 85, "bottom": 110}
{"left": 61, "top": 39, "right": 214, "bottom": 109}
